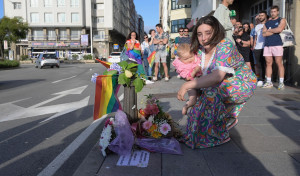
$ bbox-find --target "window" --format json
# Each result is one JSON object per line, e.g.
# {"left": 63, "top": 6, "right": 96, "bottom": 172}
{"left": 71, "top": 0, "right": 79, "bottom": 7}
{"left": 97, "top": 17, "right": 104, "bottom": 23}
{"left": 33, "top": 29, "right": 43, "bottom": 40}
{"left": 30, "top": 13, "right": 39, "bottom": 23}
{"left": 47, "top": 29, "right": 56, "bottom": 40}
{"left": 171, "top": 0, "right": 191, "bottom": 10}
{"left": 99, "top": 30, "right": 105, "bottom": 39}
{"left": 13, "top": 2, "right": 21, "bottom": 9}
{"left": 71, "top": 30, "right": 81, "bottom": 40}
{"left": 250, "top": 0, "right": 273, "bottom": 23}
{"left": 57, "top": 13, "right": 66, "bottom": 23}
{"left": 71, "top": 13, "right": 79, "bottom": 23}
{"left": 44, "top": 0, "right": 52, "bottom": 7}
{"left": 44, "top": 13, "right": 53, "bottom": 23}
{"left": 30, "top": 0, "right": 38, "bottom": 7}
{"left": 171, "top": 19, "right": 190, "bottom": 33}
{"left": 94, "top": 3, "right": 104, "bottom": 9}
{"left": 59, "top": 29, "right": 67, "bottom": 40}
{"left": 57, "top": 0, "right": 65, "bottom": 7}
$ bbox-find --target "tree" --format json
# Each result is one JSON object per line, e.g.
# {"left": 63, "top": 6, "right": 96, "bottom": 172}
{"left": 0, "top": 16, "right": 28, "bottom": 59}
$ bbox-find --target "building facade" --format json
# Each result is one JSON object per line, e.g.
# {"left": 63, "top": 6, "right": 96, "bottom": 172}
{"left": 159, "top": 0, "right": 192, "bottom": 41}
{"left": 3, "top": 0, "right": 144, "bottom": 59}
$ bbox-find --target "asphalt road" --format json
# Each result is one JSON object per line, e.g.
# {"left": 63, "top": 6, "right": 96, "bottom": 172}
{"left": 0, "top": 63, "right": 120, "bottom": 176}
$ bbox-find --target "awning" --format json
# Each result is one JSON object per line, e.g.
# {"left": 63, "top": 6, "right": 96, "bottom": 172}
{"left": 177, "top": 0, "right": 191, "bottom": 5}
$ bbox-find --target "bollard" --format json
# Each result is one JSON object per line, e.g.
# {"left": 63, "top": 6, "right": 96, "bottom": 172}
{"left": 123, "top": 85, "right": 138, "bottom": 123}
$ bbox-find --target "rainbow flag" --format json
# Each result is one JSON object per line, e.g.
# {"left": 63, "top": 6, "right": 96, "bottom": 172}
{"left": 174, "top": 45, "right": 178, "bottom": 55}
{"left": 93, "top": 75, "right": 122, "bottom": 120}
{"left": 147, "top": 51, "right": 156, "bottom": 68}
{"left": 96, "top": 59, "right": 112, "bottom": 68}
{"left": 125, "top": 43, "right": 142, "bottom": 64}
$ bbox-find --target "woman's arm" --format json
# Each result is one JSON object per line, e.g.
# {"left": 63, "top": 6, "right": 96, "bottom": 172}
{"left": 177, "top": 70, "right": 226, "bottom": 101}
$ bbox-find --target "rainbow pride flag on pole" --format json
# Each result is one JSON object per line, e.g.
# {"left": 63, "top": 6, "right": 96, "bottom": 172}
{"left": 93, "top": 75, "right": 122, "bottom": 120}
{"left": 147, "top": 51, "right": 156, "bottom": 68}
{"left": 96, "top": 59, "right": 112, "bottom": 68}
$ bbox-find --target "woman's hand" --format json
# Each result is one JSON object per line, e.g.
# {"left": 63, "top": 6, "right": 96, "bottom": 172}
{"left": 177, "top": 82, "right": 189, "bottom": 101}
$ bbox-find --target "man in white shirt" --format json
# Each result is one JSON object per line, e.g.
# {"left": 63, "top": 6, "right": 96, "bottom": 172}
{"left": 214, "top": 0, "right": 235, "bottom": 43}
{"left": 253, "top": 11, "right": 267, "bottom": 86}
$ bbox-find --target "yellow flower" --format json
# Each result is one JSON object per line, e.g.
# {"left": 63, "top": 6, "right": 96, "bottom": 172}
{"left": 125, "top": 70, "right": 133, "bottom": 78}
{"left": 151, "top": 131, "right": 162, "bottom": 138}
{"left": 147, "top": 124, "right": 157, "bottom": 133}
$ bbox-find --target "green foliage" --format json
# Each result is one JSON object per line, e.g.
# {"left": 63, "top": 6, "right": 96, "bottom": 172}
{"left": 20, "top": 55, "right": 29, "bottom": 60}
{"left": 0, "top": 60, "right": 20, "bottom": 68}
{"left": 83, "top": 54, "right": 93, "bottom": 60}
{"left": 0, "top": 17, "right": 28, "bottom": 58}
{"left": 103, "top": 61, "right": 145, "bottom": 93}
{"left": 72, "top": 54, "right": 79, "bottom": 60}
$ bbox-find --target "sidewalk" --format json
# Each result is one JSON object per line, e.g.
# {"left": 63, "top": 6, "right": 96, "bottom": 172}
{"left": 73, "top": 72, "right": 300, "bottom": 176}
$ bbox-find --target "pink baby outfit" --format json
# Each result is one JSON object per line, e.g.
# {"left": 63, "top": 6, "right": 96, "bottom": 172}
{"left": 172, "top": 55, "right": 202, "bottom": 79}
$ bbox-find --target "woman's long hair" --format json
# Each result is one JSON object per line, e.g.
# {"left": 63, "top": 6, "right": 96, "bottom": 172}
{"left": 190, "top": 16, "right": 225, "bottom": 54}
{"left": 126, "top": 31, "right": 139, "bottom": 41}
{"left": 242, "top": 22, "right": 251, "bottom": 35}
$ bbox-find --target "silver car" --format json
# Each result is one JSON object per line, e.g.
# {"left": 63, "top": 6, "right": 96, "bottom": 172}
{"left": 35, "top": 54, "right": 60, "bottom": 69}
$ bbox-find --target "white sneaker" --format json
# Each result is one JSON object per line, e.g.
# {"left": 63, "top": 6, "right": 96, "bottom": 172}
{"left": 257, "top": 80, "right": 264, "bottom": 87}
{"left": 153, "top": 77, "right": 157, "bottom": 81}
{"left": 145, "top": 80, "right": 154, "bottom": 84}
{"left": 177, "top": 75, "right": 181, "bottom": 78}
{"left": 165, "top": 77, "right": 169, "bottom": 82}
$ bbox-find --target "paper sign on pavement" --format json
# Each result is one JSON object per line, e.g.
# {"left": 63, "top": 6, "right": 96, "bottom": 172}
{"left": 117, "top": 150, "right": 150, "bottom": 167}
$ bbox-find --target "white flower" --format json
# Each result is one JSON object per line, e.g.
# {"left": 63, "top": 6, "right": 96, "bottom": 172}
{"left": 148, "top": 115, "right": 154, "bottom": 123}
{"left": 99, "top": 125, "right": 112, "bottom": 157}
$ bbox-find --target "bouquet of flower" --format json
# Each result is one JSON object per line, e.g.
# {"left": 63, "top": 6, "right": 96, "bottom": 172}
{"left": 137, "top": 94, "right": 182, "bottom": 139}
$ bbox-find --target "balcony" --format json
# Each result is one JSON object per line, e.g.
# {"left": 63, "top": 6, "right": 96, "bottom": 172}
{"left": 93, "top": 35, "right": 109, "bottom": 41}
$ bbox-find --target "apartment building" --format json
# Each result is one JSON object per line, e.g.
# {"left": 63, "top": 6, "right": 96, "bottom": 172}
{"left": 159, "top": 0, "right": 191, "bottom": 41}
{"left": 3, "top": 0, "right": 144, "bottom": 59}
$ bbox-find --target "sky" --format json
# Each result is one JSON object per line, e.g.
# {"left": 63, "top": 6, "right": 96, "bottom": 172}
{"left": 133, "top": 0, "right": 160, "bottom": 33}
{"left": 0, "top": 0, "right": 3, "bottom": 18}
{"left": 0, "top": 0, "right": 159, "bottom": 32}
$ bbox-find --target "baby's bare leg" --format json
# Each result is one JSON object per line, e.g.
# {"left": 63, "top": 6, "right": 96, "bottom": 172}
{"left": 182, "top": 89, "right": 197, "bottom": 115}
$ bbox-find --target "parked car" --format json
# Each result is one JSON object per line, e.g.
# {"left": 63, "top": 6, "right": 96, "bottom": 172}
{"left": 35, "top": 53, "right": 60, "bottom": 69}
{"left": 107, "top": 52, "right": 121, "bottom": 63}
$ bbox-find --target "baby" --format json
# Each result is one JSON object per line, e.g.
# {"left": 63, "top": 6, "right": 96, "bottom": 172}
{"left": 172, "top": 43, "right": 202, "bottom": 115}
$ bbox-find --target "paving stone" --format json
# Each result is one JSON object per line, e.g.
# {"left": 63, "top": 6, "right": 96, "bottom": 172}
{"left": 203, "top": 152, "right": 300, "bottom": 176}
{"left": 162, "top": 144, "right": 212, "bottom": 176}
{"left": 97, "top": 152, "right": 161, "bottom": 176}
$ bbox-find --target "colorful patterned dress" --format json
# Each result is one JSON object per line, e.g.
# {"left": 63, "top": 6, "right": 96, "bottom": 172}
{"left": 182, "top": 38, "right": 257, "bottom": 149}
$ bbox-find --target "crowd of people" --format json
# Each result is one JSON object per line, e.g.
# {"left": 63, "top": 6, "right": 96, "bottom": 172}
{"left": 123, "top": 0, "right": 287, "bottom": 149}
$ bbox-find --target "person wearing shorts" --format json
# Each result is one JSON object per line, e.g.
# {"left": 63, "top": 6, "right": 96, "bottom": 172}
{"left": 153, "top": 23, "right": 169, "bottom": 81}
{"left": 262, "top": 5, "right": 286, "bottom": 90}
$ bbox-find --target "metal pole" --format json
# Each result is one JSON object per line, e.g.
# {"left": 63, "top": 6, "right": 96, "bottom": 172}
{"left": 90, "top": 1, "right": 93, "bottom": 58}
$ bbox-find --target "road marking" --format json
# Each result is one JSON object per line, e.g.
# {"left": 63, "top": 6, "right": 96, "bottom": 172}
{"left": 118, "top": 93, "right": 124, "bottom": 102}
{"left": 52, "top": 75, "right": 77, "bottom": 83}
{"left": 37, "top": 114, "right": 109, "bottom": 176}
{"left": 0, "top": 86, "right": 89, "bottom": 122}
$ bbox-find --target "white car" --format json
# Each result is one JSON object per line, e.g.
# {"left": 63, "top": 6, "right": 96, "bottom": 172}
{"left": 35, "top": 53, "right": 60, "bottom": 69}
{"left": 107, "top": 52, "right": 121, "bottom": 63}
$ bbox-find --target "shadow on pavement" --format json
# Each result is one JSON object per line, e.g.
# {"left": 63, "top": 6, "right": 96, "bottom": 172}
{"left": 0, "top": 79, "right": 45, "bottom": 90}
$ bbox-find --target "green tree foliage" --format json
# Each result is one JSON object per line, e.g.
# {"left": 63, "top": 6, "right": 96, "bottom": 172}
{"left": 0, "top": 17, "right": 28, "bottom": 59}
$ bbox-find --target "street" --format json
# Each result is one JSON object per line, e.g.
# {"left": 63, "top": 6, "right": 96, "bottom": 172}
{"left": 0, "top": 63, "right": 117, "bottom": 176}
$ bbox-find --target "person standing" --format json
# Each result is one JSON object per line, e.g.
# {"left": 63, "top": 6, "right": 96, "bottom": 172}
{"left": 234, "top": 24, "right": 251, "bottom": 69}
{"left": 253, "top": 11, "right": 268, "bottom": 86}
{"left": 153, "top": 24, "right": 170, "bottom": 81}
{"left": 141, "top": 33, "right": 154, "bottom": 84}
{"left": 262, "top": 6, "right": 286, "bottom": 90}
{"left": 213, "top": 0, "right": 235, "bottom": 43}
{"left": 178, "top": 27, "right": 191, "bottom": 44}
{"left": 174, "top": 27, "right": 184, "bottom": 49}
